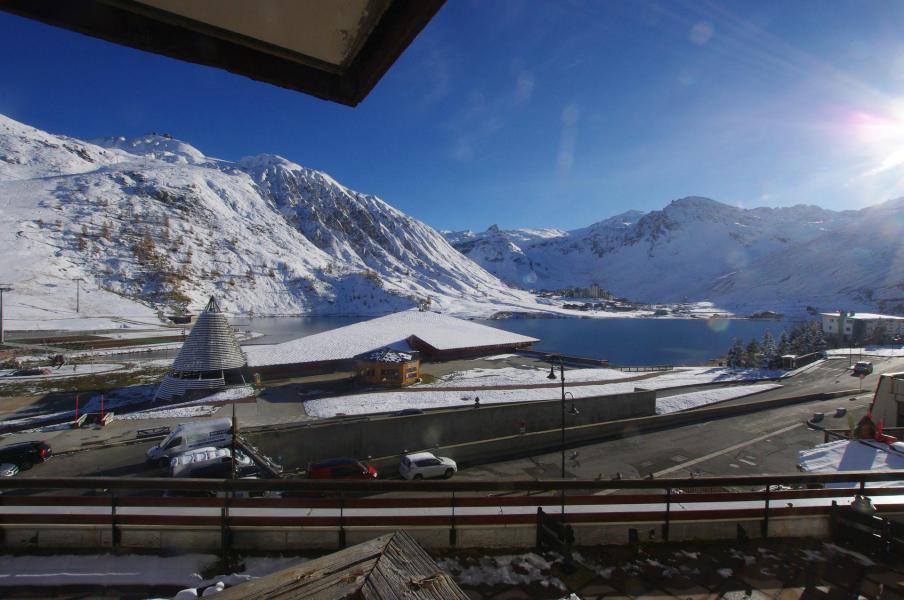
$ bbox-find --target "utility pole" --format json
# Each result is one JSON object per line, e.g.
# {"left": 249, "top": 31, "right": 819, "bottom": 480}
{"left": 0, "top": 285, "right": 12, "bottom": 345}
{"left": 73, "top": 278, "right": 84, "bottom": 313}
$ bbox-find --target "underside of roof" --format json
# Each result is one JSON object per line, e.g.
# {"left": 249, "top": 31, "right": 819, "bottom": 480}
{"left": 0, "top": 0, "right": 445, "bottom": 106}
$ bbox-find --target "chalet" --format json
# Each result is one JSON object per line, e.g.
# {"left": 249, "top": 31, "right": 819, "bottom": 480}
{"left": 356, "top": 347, "right": 421, "bottom": 387}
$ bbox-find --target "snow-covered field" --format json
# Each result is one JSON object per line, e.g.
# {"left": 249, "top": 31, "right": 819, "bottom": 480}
{"left": 303, "top": 367, "right": 784, "bottom": 418}
{"left": 424, "top": 365, "right": 635, "bottom": 388}
{"left": 826, "top": 346, "right": 904, "bottom": 358}
{"left": 655, "top": 384, "right": 781, "bottom": 414}
{"left": 0, "top": 363, "right": 122, "bottom": 383}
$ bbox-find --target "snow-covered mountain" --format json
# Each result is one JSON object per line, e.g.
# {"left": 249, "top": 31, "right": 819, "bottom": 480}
{"left": 0, "top": 114, "right": 540, "bottom": 328}
{"left": 446, "top": 197, "right": 904, "bottom": 315}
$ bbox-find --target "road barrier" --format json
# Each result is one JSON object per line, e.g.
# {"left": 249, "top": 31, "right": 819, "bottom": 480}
{"left": 0, "top": 471, "right": 902, "bottom": 552}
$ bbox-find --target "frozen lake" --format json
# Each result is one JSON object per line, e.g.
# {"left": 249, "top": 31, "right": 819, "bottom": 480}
{"left": 231, "top": 315, "right": 798, "bottom": 366}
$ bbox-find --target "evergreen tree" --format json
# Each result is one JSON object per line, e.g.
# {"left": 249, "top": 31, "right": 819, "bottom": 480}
{"left": 744, "top": 339, "right": 761, "bottom": 368}
{"left": 809, "top": 321, "right": 828, "bottom": 352}
{"left": 761, "top": 330, "right": 777, "bottom": 368}
{"left": 726, "top": 337, "right": 745, "bottom": 367}
{"left": 777, "top": 331, "right": 789, "bottom": 356}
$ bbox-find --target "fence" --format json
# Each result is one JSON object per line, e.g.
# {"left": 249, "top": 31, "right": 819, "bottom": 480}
{"left": 1, "top": 471, "right": 903, "bottom": 551}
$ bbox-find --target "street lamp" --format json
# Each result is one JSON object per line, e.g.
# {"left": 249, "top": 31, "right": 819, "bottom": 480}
{"left": 0, "top": 285, "right": 12, "bottom": 345}
{"left": 73, "top": 277, "right": 84, "bottom": 313}
{"left": 546, "top": 356, "right": 579, "bottom": 517}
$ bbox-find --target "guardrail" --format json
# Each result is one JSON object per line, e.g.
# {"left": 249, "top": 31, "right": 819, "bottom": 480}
{"left": 1, "top": 471, "right": 902, "bottom": 551}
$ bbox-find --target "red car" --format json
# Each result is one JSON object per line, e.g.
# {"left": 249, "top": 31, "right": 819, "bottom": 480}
{"left": 306, "top": 457, "right": 378, "bottom": 479}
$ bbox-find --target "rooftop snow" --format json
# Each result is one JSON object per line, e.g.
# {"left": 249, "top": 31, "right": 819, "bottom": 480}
{"left": 798, "top": 439, "right": 904, "bottom": 487}
{"left": 244, "top": 310, "right": 538, "bottom": 367}
{"left": 820, "top": 312, "right": 904, "bottom": 321}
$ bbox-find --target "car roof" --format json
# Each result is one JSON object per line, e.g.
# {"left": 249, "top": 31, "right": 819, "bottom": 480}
{"left": 403, "top": 452, "right": 437, "bottom": 461}
{"left": 309, "top": 457, "right": 362, "bottom": 468}
{"left": 0, "top": 441, "right": 43, "bottom": 450}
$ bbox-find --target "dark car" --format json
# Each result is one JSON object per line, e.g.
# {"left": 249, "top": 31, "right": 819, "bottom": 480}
{"left": 307, "top": 457, "right": 378, "bottom": 479}
{"left": 0, "top": 441, "right": 52, "bottom": 469}
{"left": 392, "top": 408, "right": 425, "bottom": 417}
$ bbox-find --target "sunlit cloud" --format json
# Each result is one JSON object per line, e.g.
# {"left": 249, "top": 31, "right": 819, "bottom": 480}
{"left": 514, "top": 70, "right": 535, "bottom": 105}
{"left": 689, "top": 21, "right": 714, "bottom": 45}
{"left": 556, "top": 104, "right": 580, "bottom": 179}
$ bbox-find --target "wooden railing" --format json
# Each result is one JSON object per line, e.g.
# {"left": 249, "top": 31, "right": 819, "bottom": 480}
{"left": 1, "top": 471, "right": 903, "bottom": 551}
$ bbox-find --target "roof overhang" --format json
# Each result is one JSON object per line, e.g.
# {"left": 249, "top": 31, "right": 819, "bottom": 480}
{"left": 0, "top": 0, "right": 445, "bottom": 106}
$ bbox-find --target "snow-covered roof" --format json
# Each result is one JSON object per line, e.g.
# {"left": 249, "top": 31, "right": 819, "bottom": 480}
{"left": 357, "top": 347, "right": 416, "bottom": 363}
{"left": 798, "top": 439, "right": 904, "bottom": 487}
{"left": 820, "top": 312, "right": 904, "bottom": 321}
{"left": 245, "top": 310, "right": 538, "bottom": 368}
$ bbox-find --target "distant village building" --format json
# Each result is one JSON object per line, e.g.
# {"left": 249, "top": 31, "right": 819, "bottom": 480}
{"left": 154, "top": 296, "right": 246, "bottom": 402}
{"left": 245, "top": 310, "right": 538, "bottom": 380}
{"left": 821, "top": 310, "right": 904, "bottom": 344}
{"left": 356, "top": 347, "right": 421, "bottom": 387}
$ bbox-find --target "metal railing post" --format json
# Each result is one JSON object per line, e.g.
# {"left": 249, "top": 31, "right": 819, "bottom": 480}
{"left": 761, "top": 483, "right": 770, "bottom": 538}
{"left": 449, "top": 491, "right": 457, "bottom": 547}
{"left": 663, "top": 488, "right": 671, "bottom": 542}
{"left": 338, "top": 493, "right": 346, "bottom": 549}
{"left": 221, "top": 494, "right": 231, "bottom": 551}
{"left": 110, "top": 494, "right": 120, "bottom": 550}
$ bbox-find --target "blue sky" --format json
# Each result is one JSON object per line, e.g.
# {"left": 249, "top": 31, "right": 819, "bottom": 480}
{"left": 3, "top": 1, "right": 904, "bottom": 231}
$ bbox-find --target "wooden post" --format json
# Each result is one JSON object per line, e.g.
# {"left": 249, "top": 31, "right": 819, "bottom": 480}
{"left": 663, "top": 488, "right": 671, "bottom": 542}
{"left": 761, "top": 484, "right": 770, "bottom": 538}
{"left": 74, "top": 394, "right": 79, "bottom": 424}
{"left": 449, "top": 491, "right": 457, "bottom": 546}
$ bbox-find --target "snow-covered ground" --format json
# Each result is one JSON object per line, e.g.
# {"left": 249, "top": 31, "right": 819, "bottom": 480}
{"left": 424, "top": 365, "right": 635, "bottom": 388}
{"left": 655, "top": 384, "right": 781, "bottom": 414}
{"left": 303, "top": 367, "right": 784, "bottom": 418}
{"left": 0, "top": 553, "right": 300, "bottom": 593}
{"left": 826, "top": 346, "right": 904, "bottom": 358}
{"left": 0, "top": 363, "right": 123, "bottom": 382}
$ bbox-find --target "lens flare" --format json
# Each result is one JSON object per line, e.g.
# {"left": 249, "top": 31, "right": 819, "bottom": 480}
{"left": 707, "top": 316, "right": 730, "bottom": 333}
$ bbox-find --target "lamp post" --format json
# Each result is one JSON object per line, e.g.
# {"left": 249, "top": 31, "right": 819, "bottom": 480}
{"left": 547, "top": 357, "right": 579, "bottom": 517}
{"left": 0, "top": 285, "right": 12, "bottom": 345}
{"left": 73, "top": 278, "right": 84, "bottom": 313}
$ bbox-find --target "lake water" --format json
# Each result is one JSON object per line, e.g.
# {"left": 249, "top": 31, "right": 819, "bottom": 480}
{"left": 228, "top": 315, "right": 798, "bottom": 367}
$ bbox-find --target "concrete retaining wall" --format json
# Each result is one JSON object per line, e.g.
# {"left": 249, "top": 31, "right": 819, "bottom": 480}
{"left": 244, "top": 389, "right": 655, "bottom": 472}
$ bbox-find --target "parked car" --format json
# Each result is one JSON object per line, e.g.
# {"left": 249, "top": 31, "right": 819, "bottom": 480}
{"left": 0, "top": 441, "right": 51, "bottom": 469}
{"left": 169, "top": 446, "right": 256, "bottom": 478}
{"left": 146, "top": 418, "right": 233, "bottom": 467}
{"left": 0, "top": 463, "right": 20, "bottom": 477}
{"left": 11, "top": 367, "right": 51, "bottom": 377}
{"left": 307, "top": 457, "right": 378, "bottom": 479}
{"left": 392, "top": 408, "right": 425, "bottom": 417}
{"left": 399, "top": 452, "right": 457, "bottom": 480}
{"left": 853, "top": 361, "right": 873, "bottom": 376}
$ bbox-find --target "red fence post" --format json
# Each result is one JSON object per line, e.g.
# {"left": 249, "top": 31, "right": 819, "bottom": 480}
{"left": 74, "top": 394, "right": 79, "bottom": 424}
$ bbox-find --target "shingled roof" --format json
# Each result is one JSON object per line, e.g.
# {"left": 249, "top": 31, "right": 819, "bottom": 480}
{"left": 171, "top": 296, "right": 246, "bottom": 373}
{"left": 213, "top": 530, "right": 467, "bottom": 599}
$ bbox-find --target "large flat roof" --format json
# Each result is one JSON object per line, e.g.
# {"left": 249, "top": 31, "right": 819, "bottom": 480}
{"left": 820, "top": 312, "right": 904, "bottom": 321}
{"left": 244, "top": 310, "right": 538, "bottom": 368}
{"left": 1, "top": 0, "right": 445, "bottom": 106}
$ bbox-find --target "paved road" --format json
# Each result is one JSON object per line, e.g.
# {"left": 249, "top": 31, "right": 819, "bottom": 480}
{"left": 14, "top": 357, "right": 903, "bottom": 486}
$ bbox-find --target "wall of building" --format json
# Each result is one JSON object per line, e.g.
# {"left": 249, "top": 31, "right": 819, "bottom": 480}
{"left": 243, "top": 389, "right": 655, "bottom": 472}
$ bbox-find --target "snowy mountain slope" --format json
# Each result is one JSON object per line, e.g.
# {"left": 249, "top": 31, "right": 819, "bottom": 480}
{"left": 0, "top": 114, "right": 544, "bottom": 328}
{"left": 444, "top": 197, "right": 902, "bottom": 314}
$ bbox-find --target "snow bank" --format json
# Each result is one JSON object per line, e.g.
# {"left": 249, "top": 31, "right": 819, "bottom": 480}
{"left": 826, "top": 346, "right": 904, "bottom": 358}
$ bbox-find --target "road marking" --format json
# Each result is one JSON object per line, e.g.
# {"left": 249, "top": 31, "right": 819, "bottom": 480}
{"left": 595, "top": 421, "right": 804, "bottom": 494}
{"left": 652, "top": 422, "right": 802, "bottom": 478}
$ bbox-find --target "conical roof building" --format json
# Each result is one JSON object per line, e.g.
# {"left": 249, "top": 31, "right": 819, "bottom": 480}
{"left": 154, "top": 296, "right": 247, "bottom": 402}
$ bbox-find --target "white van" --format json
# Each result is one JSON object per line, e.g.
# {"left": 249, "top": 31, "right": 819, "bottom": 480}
{"left": 146, "top": 418, "right": 233, "bottom": 467}
{"left": 169, "top": 446, "right": 254, "bottom": 478}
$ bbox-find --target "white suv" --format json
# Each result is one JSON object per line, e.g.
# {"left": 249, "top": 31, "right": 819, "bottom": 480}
{"left": 399, "top": 452, "right": 457, "bottom": 480}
